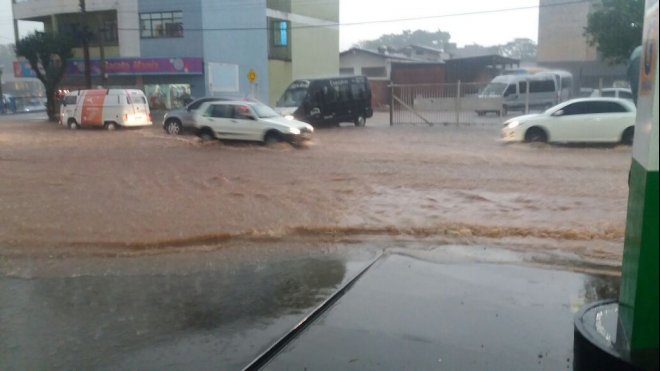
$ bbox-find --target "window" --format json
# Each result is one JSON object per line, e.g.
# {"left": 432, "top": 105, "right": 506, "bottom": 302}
{"left": 518, "top": 81, "right": 528, "bottom": 93}
{"left": 64, "top": 95, "right": 77, "bottom": 105}
{"left": 101, "top": 20, "right": 118, "bottom": 43}
{"left": 233, "top": 105, "right": 254, "bottom": 120}
{"left": 322, "top": 86, "right": 337, "bottom": 103}
{"left": 340, "top": 68, "right": 355, "bottom": 76}
{"left": 596, "top": 101, "right": 628, "bottom": 113}
{"left": 561, "top": 101, "right": 628, "bottom": 115}
{"left": 208, "top": 104, "right": 233, "bottom": 118}
{"left": 351, "top": 82, "right": 366, "bottom": 99}
{"left": 561, "top": 102, "right": 589, "bottom": 115}
{"left": 140, "top": 11, "right": 183, "bottom": 38}
{"left": 601, "top": 90, "right": 616, "bottom": 97}
{"left": 529, "top": 80, "right": 555, "bottom": 93}
{"left": 273, "top": 20, "right": 289, "bottom": 47}
{"left": 335, "top": 83, "right": 352, "bottom": 102}
{"left": 361, "top": 67, "right": 387, "bottom": 78}
{"left": 189, "top": 98, "right": 217, "bottom": 111}
{"left": 503, "top": 84, "right": 516, "bottom": 97}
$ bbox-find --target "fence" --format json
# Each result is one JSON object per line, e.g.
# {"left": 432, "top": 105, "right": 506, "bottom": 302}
{"left": 389, "top": 82, "right": 508, "bottom": 126}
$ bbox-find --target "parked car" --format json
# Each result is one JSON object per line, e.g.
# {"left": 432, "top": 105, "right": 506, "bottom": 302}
{"left": 195, "top": 101, "right": 314, "bottom": 145}
{"left": 501, "top": 97, "right": 636, "bottom": 144}
{"left": 590, "top": 87, "right": 634, "bottom": 101}
{"left": 274, "top": 76, "right": 373, "bottom": 127}
{"left": 162, "top": 95, "right": 254, "bottom": 135}
{"left": 60, "top": 89, "right": 152, "bottom": 130}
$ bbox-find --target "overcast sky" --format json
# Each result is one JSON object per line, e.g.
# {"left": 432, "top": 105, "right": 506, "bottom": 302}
{"left": 0, "top": 0, "right": 538, "bottom": 48}
{"left": 339, "top": 0, "right": 539, "bottom": 50}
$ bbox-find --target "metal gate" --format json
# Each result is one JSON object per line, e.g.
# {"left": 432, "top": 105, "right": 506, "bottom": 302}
{"left": 389, "top": 82, "right": 505, "bottom": 126}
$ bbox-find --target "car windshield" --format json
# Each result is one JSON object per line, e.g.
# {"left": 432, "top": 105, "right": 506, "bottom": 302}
{"left": 277, "top": 88, "right": 307, "bottom": 107}
{"left": 250, "top": 102, "right": 280, "bottom": 118}
{"left": 480, "top": 83, "right": 507, "bottom": 96}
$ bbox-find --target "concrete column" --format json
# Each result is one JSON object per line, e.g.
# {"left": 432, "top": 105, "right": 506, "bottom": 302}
{"left": 617, "top": 0, "right": 659, "bottom": 364}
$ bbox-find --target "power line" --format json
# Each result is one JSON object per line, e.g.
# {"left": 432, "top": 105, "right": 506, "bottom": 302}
{"left": 111, "top": 0, "right": 591, "bottom": 32}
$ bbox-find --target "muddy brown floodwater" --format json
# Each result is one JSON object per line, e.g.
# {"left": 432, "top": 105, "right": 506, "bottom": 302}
{"left": 0, "top": 113, "right": 631, "bottom": 269}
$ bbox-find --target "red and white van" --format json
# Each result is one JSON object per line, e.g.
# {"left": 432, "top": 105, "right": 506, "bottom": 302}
{"left": 60, "top": 89, "right": 152, "bottom": 130}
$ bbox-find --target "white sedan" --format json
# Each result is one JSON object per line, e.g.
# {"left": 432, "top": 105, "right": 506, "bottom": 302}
{"left": 194, "top": 101, "right": 314, "bottom": 145}
{"left": 501, "top": 97, "right": 636, "bottom": 144}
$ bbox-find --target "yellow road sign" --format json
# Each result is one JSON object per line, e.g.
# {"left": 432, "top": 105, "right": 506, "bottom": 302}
{"left": 248, "top": 69, "right": 257, "bottom": 83}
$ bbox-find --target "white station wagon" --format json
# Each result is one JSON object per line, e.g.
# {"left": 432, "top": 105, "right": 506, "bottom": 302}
{"left": 501, "top": 97, "right": 636, "bottom": 145}
{"left": 194, "top": 101, "right": 314, "bottom": 145}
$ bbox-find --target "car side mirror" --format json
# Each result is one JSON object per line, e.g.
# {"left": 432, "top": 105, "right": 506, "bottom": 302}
{"left": 62, "top": 101, "right": 67, "bottom": 107}
{"left": 552, "top": 110, "right": 564, "bottom": 117}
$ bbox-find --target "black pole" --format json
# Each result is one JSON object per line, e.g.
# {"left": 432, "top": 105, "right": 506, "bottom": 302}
{"left": 80, "top": 0, "right": 92, "bottom": 88}
{"left": 98, "top": 25, "right": 107, "bottom": 86}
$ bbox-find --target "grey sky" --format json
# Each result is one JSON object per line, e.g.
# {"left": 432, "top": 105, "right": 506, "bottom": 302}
{"left": 1, "top": 0, "right": 538, "bottom": 48}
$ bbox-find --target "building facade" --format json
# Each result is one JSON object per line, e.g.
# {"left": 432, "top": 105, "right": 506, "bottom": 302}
{"left": 537, "top": 0, "right": 627, "bottom": 93}
{"left": 12, "top": 0, "right": 339, "bottom": 108}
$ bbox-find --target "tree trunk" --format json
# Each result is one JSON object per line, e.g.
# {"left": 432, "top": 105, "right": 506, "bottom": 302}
{"left": 46, "top": 87, "right": 58, "bottom": 122}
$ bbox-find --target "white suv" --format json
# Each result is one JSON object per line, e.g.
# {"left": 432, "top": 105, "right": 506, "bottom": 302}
{"left": 194, "top": 101, "right": 314, "bottom": 145}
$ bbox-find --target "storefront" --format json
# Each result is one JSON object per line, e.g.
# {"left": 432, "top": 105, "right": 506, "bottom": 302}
{"left": 14, "top": 57, "right": 204, "bottom": 110}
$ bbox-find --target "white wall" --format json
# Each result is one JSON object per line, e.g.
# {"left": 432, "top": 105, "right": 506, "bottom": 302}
{"left": 339, "top": 51, "right": 391, "bottom": 80}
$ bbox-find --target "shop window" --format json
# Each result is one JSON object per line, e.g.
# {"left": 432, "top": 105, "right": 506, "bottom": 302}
{"left": 144, "top": 84, "right": 191, "bottom": 110}
{"left": 140, "top": 11, "right": 183, "bottom": 39}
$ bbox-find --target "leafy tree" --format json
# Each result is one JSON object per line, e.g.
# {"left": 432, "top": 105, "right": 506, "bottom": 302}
{"left": 584, "top": 0, "right": 644, "bottom": 65}
{"left": 15, "top": 32, "right": 73, "bottom": 121}
{"left": 498, "top": 38, "right": 537, "bottom": 62}
{"left": 356, "top": 29, "right": 454, "bottom": 52}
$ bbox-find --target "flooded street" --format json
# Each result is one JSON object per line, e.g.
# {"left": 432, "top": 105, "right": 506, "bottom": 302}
{"left": 0, "top": 112, "right": 630, "bottom": 266}
{"left": 0, "top": 113, "right": 629, "bottom": 369}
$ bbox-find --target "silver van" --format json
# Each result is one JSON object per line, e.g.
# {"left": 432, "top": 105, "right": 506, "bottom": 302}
{"left": 477, "top": 73, "right": 564, "bottom": 115}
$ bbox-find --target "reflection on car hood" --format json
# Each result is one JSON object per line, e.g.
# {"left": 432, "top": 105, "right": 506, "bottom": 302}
{"left": 262, "top": 116, "right": 310, "bottom": 130}
{"left": 274, "top": 106, "right": 297, "bottom": 116}
{"left": 507, "top": 113, "right": 545, "bottom": 123}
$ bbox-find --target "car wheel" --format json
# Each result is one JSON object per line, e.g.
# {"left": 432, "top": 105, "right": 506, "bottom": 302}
{"left": 354, "top": 115, "right": 366, "bottom": 127}
{"left": 105, "top": 122, "right": 117, "bottom": 131}
{"left": 164, "top": 119, "right": 183, "bottom": 135}
{"left": 68, "top": 119, "right": 79, "bottom": 130}
{"left": 198, "top": 128, "right": 215, "bottom": 141}
{"left": 264, "top": 131, "right": 282, "bottom": 145}
{"left": 621, "top": 127, "right": 634, "bottom": 145}
{"left": 524, "top": 127, "right": 548, "bottom": 143}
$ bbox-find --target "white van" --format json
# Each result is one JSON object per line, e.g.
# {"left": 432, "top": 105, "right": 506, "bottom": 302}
{"left": 478, "top": 73, "right": 564, "bottom": 115}
{"left": 60, "top": 89, "right": 152, "bottom": 130}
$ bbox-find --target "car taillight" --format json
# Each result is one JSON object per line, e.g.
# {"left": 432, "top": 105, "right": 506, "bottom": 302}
{"left": 124, "top": 113, "right": 128, "bottom": 121}
{"left": 148, "top": 113, "right": 152, "bottom": 122}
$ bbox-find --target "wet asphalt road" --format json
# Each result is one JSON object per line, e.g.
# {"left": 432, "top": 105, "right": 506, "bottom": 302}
{"left": 0, "top": 242, "right": 378, "bottom": 370}
{"left": 0, "top": 241, "right": 619, "bottom": 370}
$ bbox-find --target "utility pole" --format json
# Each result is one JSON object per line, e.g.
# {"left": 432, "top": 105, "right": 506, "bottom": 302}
{"left": 79, "top": 0, "right": 92, "bottom": 88}
{"left": 97, "top": 19, "right": 107, "bottom": 86}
